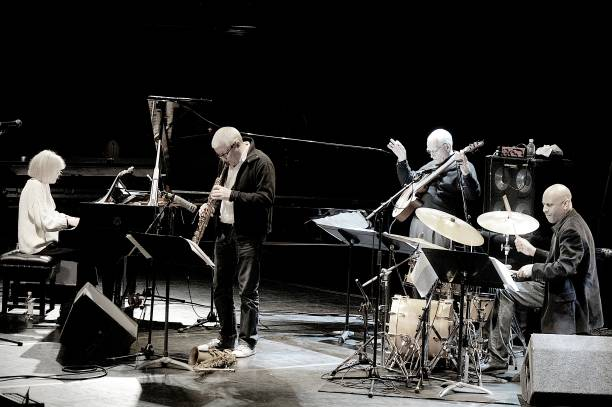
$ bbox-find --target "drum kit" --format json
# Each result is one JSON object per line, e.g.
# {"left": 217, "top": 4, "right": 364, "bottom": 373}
{"left": 379, "top": 206, "right": 539, "bottom": 391}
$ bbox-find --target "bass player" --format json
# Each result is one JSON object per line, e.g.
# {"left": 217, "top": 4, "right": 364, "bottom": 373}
{"left": 387, "top": 128, "right": 481, "bottom": 248}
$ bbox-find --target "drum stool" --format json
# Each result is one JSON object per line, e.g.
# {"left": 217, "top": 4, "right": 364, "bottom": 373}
{"left": 0, "top": 250, "right": 59, "bottom": 319}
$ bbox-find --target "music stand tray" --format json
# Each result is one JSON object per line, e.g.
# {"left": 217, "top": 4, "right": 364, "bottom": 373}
{"left": 418, "top": 248, "right": 505, "bottom": 396}
{"left": 421, "top": 249, "right": 505, "bottom": 290}
{"left": 380, "top": 232, "right": 420, "bottom": 255}
{"left": 126, "top": 232, "right": 214, "bottom": 371}
{"left": 312, "top": 211, "right": 382, "bottom": 249}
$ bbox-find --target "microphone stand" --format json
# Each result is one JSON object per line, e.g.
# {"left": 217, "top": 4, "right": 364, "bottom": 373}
{"left": 365, "top": 193, "right": 413, "bottom": 396}
{"left": 148, "top": 95, "right": 213, "bottom": 103}
{"left": 366, "top": 183, "right": 413, "bottom": 223}
{"left": 110, "top": 199, "right": 175, "bottom": 362}
{"left": 95, "top": 167, "right": 134, "bottom": 204}
{"left": 455, "top": 159, "right": 472, "bottom": 228}
{"left": 241, "top": 131, "right": 391, "bottom": 155}
{"left": 442, "top": 160, "right": 490, "bottom": 394}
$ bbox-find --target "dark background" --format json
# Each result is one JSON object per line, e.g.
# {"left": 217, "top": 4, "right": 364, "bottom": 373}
{"left": 1, "top": 2, "right": 611, "bottom": 321}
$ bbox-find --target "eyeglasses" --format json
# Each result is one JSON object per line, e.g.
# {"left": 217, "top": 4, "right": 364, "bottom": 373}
{"left": 217, "top": 143, "right": 237, "bottom": 159}
{"left": 426, "top": 145, "right": 444, "bottom": 155}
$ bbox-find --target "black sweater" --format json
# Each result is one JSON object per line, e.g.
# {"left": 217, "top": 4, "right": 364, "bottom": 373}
{"left": 216, "top": 138, "right": 275, "bottom": 239}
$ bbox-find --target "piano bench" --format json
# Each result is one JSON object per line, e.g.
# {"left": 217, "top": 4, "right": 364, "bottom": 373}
{"left": 0, "top": 250, "right": 60, "bottom": 319}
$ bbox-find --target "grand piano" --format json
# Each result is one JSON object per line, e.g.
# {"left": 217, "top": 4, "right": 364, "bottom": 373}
{"left": 0, "top": 96, "right": 398, "bottom": 304}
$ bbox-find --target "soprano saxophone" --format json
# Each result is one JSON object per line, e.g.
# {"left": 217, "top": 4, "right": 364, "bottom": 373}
{"left": 192, "top": 164, "right": 228, "bottom": 244}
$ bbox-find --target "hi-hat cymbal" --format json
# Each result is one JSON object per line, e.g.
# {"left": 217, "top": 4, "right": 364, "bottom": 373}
{"left": 477, "top": 211, "right": 539, "bottom": 235}
{"left": 382, "top": 232, "right": 448, "bottom": 251}
{"left": 415, "top": 208, "right": 484, "bottom": 246}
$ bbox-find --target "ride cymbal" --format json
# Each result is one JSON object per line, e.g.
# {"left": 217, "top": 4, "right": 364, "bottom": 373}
{"left": 477, "top": 211, "right": 539, "bottom": 235}
{"left": 415, "top": 207, "right": 484, "bottom": 246}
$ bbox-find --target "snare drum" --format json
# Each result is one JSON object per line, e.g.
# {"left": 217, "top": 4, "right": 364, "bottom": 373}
{"left": 387, "top": 295, "right": 455, "bottom": 358}
{"left": 464, "top": 295, "right": 495, "bottom": 322}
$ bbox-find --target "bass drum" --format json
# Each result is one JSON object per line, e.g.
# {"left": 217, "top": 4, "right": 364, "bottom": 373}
{"left": 387, "top": 295, "right": 455, "bottom": 358}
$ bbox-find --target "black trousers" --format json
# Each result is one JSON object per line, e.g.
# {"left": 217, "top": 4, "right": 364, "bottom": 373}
{"left": 213, "top": 223, "right": 262, "bottom": 349}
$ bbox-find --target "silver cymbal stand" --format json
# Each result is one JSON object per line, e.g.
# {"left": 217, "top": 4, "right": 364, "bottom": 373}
{"left": 328, "top": 258, "right": 414, "bottom": 395}
{"left": 439, "top": 280, "right": 491, "bottom": 397}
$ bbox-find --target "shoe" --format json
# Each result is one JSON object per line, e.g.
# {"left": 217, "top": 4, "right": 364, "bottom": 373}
{"left": 231, "top": 344, "right": 256, "bottom": 358}
{"left": 206, "top": 338, "right": 234, "bottom": 350}
{"left": 481, "top": 360, "right": 508, "bottom": 374}
{"left": 206, "top": 338, "right": 221, "bottom": 348}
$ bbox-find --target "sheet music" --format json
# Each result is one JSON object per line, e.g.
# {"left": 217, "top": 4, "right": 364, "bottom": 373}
{"left": 186, "top": 238, "right": 215, "bottom": 268}
{"left": 312, "top": 211, "right": 370, "bottom": 243}
{"left": 312, "top": 210, "right": 369, "bottom": 228}
{"left": 489, "top": 256, "right": 520, "bottom": 292}
{"left": 410, "top": 251, "right": 438, "bottom": 298}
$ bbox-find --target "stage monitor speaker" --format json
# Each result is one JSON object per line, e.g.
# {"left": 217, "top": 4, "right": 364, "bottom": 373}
{"left": 521, "top": 333, "right": 612, "bottom": 405}
{"left": 484, "top": 155, "right": 575, "bottom": 247}
{"left": 59, "top": 282, "right": 138, "bottom": 364}
{"left": 485, "top": 156, "right": 543, "bottom": 216}
{"left": 484, "top": 155, "right": 576, "bottom": 215}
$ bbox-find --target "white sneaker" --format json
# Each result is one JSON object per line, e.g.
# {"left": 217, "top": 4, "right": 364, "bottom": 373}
{"left": 206, "top": 338, "right": 235, "bottom": 350}
{"left": 231, "top": 344, "right": 256, "bottom": 358}
{"left": 206, "top": 338, "right": 221, "bottom": 348}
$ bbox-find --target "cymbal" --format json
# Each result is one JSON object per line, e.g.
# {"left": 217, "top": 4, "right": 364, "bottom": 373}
{"left": 415, "top": 208, "right": 484, "bottom": 246}
{"left": 477, "top": 211, "right": 539, "bottom": 235}
{"left": 382, "top": 232, "right": 448, "bottom": 251}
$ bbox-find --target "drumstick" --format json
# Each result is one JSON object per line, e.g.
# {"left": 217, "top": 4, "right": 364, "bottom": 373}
{"left": 502, "top": 194, "right": 512, "bottom": 212}
{"left": 502, "top": 194, "right": 519, "bottom": 238}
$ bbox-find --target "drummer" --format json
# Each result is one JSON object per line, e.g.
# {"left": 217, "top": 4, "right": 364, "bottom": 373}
{"left": 387, "top": 129, "right": 481, "bottom": 248}
{"left": 483, "top": 184, "right": 603, "bottom": 374}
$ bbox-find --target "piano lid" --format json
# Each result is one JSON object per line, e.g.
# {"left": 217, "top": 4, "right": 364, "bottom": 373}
{"left": 146, "top": 95, "right": 220, "bottom": 194}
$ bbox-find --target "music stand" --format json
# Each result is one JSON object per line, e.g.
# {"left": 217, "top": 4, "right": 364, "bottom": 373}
{"left": 126, "top": 232, "right": 215, "bottom": 371}
{"left": 312, "top": 211, "right": 380, "bottom": 343}
{"left": 419, "top": 248, "right": 504, "bottom": 397}
{"left": 380, "top": 232, "right": 420, "bottom": 255}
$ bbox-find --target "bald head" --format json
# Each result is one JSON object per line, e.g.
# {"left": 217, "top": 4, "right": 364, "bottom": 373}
{"left": 542, "top": 184, "right": 573, "bottom": 224}
{"left": 544, "top": 184, "right": 572, "bottom": 202}
{"left": 211, "top": 126, "right": 246, "bottom": 167}
{"left": 212, "top": 126, "right": 242, "bottom": 150}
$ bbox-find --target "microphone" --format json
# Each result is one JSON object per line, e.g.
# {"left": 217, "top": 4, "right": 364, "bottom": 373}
{"left": 163, "top": 192, "right": 198, "bottom": 213}
{"left": 0, "top": 119, "right": 22, "bottom": 129}
{"left": 596, "top": 247, "right": 612, "bottom": 260}
{"left": 118, "top": 166, "right": 135, "bottom": 177}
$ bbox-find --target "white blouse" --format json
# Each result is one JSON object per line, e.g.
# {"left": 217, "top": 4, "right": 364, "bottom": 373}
{"left": 18, "top": 178, "right": 70, "bottom": 254}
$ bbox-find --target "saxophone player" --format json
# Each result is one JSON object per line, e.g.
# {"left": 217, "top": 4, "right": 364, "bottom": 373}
{"left": 200, "top": 126, "right": 275, "bottom": 358}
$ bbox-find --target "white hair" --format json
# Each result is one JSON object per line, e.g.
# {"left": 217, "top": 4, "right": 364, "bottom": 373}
{"left": 27, "top": 150, "right": 65, "bottom": 184}
{"left": 428, "top": 128, "right": 453, "bottom": 149}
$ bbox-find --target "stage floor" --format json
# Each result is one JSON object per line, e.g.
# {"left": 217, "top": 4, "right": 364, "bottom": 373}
{"left": 1, "top": 274, "right": 522, "bottom": 406}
